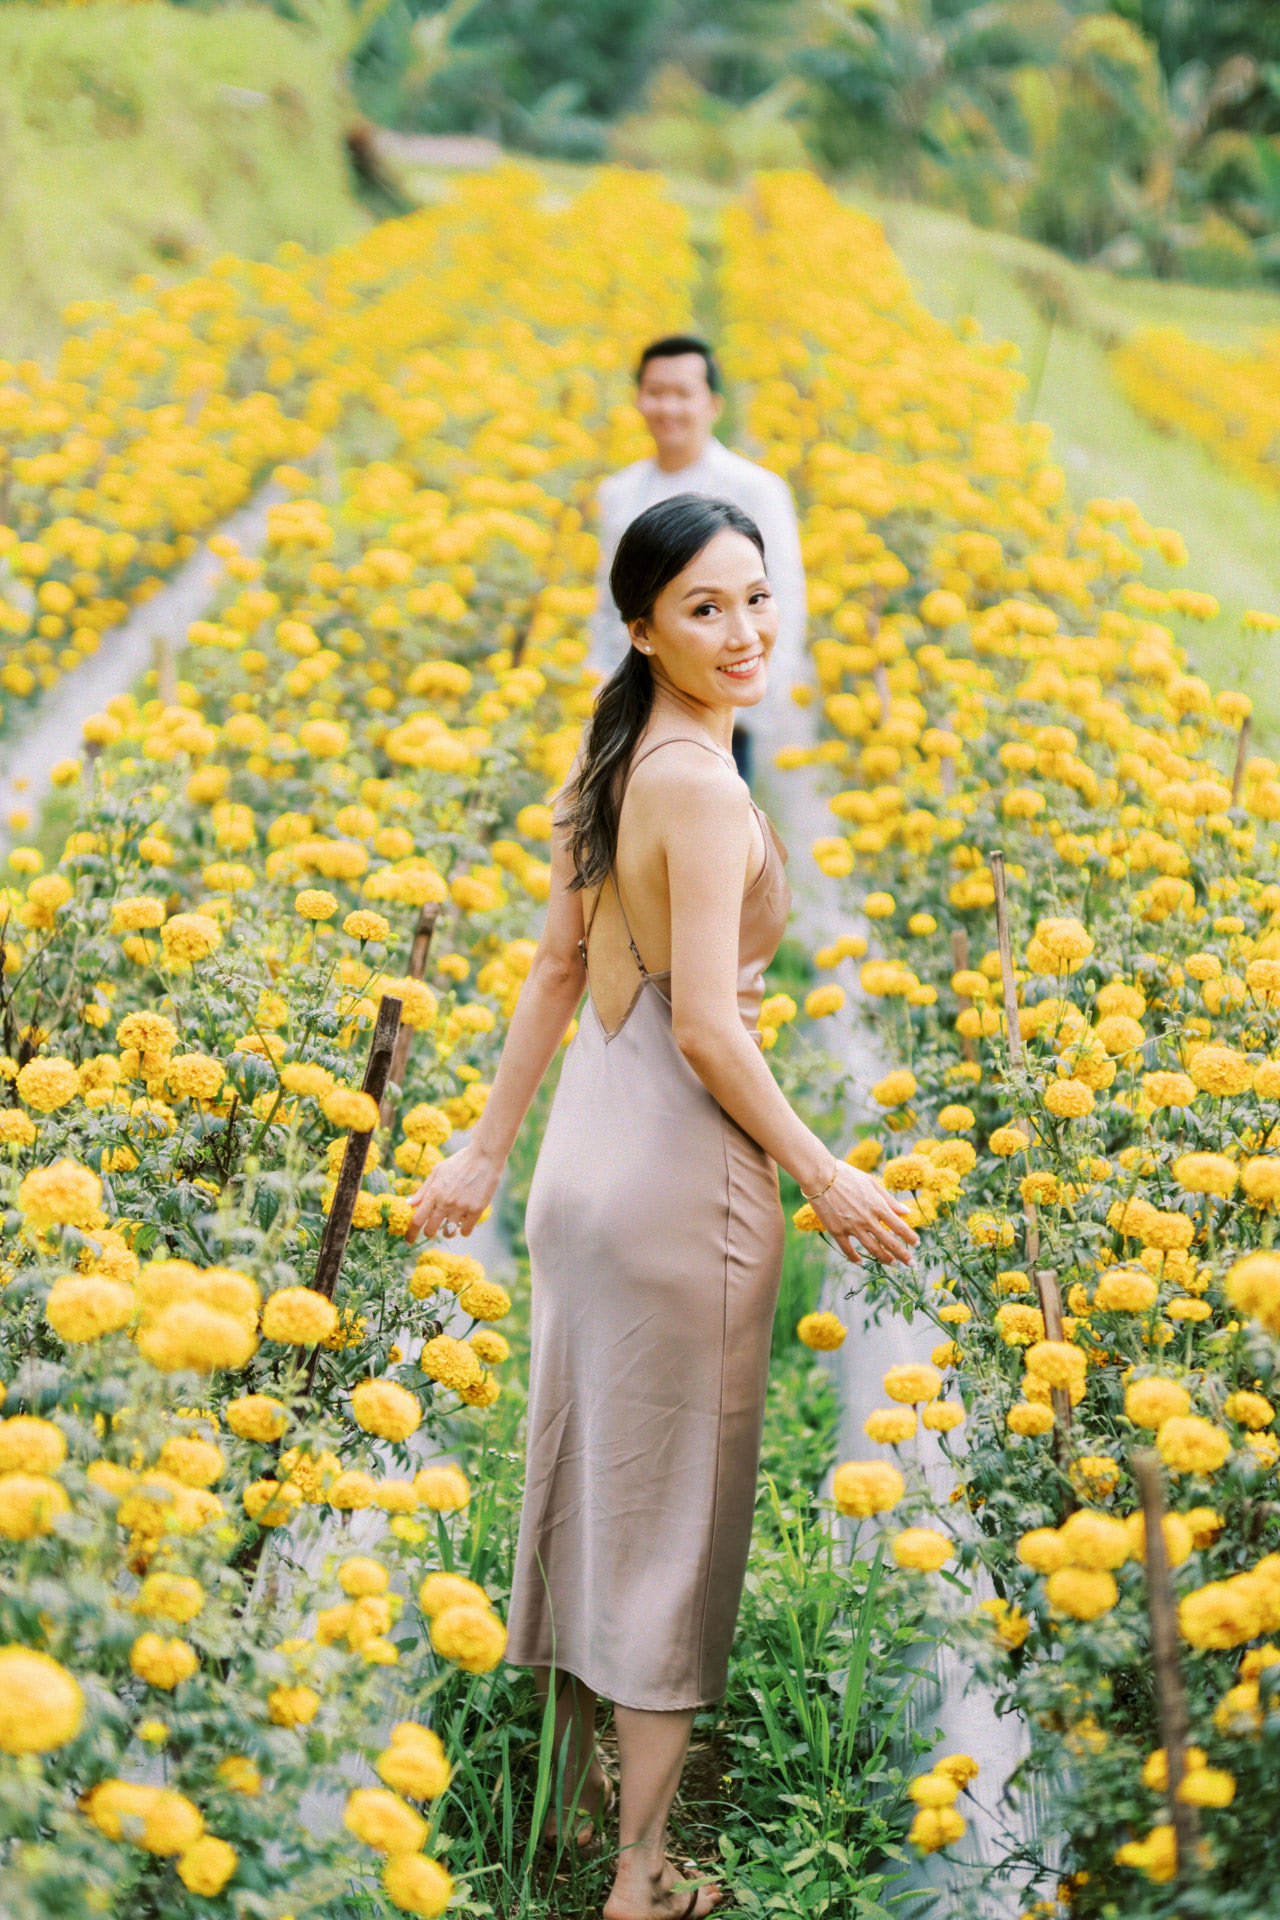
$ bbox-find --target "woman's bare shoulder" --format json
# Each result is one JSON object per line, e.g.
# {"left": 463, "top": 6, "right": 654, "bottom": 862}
{"left": 626, "top": 736, "right": 750, "bottom": 827}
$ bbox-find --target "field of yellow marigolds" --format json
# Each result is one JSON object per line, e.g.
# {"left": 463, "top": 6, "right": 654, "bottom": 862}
{"left": 2, "top": 161, "right": 1280, "bottom": 1920}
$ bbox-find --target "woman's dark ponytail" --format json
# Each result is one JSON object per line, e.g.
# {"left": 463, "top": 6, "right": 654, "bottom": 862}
{"left": 562, "top": 492, "right": 764, "bottom": 891}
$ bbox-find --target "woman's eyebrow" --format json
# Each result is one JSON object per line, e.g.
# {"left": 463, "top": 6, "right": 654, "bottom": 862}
{"left": 680, "top": 577, "right": 770, "bottom": 599}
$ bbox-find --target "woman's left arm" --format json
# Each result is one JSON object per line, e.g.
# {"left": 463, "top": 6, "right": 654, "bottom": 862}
{"left": 406, "top": 811, "right": 586, "bottom": 1243}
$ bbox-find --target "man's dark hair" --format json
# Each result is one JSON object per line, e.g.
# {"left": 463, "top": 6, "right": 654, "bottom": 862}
{"left": 635, "top": 333, "right": 722, "bottom": 395}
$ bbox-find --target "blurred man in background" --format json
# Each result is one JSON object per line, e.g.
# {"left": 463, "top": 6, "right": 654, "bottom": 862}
{"left": 589, "top": 334, "right": 807, "bottom": 786}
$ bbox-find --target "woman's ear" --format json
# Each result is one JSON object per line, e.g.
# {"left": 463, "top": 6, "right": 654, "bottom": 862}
{"left": 629, "top": 621, "right": 653, "bottom": 657}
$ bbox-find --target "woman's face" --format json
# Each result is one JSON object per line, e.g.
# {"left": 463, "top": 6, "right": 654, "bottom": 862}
{"left": 630, "top": 528, "right": 777, "bottom": 712}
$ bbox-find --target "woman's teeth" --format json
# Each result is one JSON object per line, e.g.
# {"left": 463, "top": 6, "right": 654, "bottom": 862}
{"left": 719, "top": 655, "right": 761, "bottom": 678}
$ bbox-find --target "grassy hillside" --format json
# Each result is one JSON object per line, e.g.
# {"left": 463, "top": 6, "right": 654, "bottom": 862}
{"left": 0, "top": 3, "right": 368, "bottom": 361}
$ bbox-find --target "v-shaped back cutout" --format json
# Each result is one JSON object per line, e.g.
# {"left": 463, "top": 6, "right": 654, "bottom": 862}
{"left": 579, "top": 735, "right": 772, "bottom": 1043}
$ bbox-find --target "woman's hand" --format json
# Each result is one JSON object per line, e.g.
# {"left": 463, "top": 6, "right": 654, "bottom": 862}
{"left": 812, "top": 1163, "right": 919, "bottom": 1268}
{"left": 406, "top": 1142, "right": 503, "bottom": 1246}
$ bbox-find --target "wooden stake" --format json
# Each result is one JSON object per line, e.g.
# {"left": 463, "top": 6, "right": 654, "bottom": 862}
{"left": 1034, "top": 1268, "right": 1075, "bottom": 1497}
{"left": 1132, "top": 1449, "right": 1200, "bottom": 1876}
{"left": 939, "top": 753, "right": 955, "bottom": 796}
{"left": 312, "top": 996, "right": 402, "bottom": 1303}
{"left": 949, "top": 926, "right": 977, "bottom": 1066}
{"left": 989, "top": 848, "right": 1025, "bottom": 1074}
{"left": 379, "top": 905, "right": 440, "bottom": 1128}
{"left": 1231, "top": 715, "right": 1251, "bottom": 808}
{"left": 873, "top": 662, "right": 892, "bottom": 727}
{"left": 153, "top": 634, "right": 177, "bottom": 705}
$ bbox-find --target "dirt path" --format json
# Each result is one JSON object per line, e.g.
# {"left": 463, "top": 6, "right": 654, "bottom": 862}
{"left": 0, "top": 479, "right": 285, "bottom": 851}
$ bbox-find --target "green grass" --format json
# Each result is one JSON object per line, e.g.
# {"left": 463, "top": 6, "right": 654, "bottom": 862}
{"left": 0, "top": 2, "right": 368, "bottom": 361}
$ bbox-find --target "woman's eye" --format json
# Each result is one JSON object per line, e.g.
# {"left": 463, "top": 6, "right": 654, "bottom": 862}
{"left": 694, "top": 603, "right": 717, "bottom": 617}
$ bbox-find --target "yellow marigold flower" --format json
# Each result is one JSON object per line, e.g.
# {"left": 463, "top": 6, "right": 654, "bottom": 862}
{"left": 1125, "top": 1376, "right": 1192, "bottom": 1429}
{"left": 430, "top": 1603, "right": 506, "bottom": 1672}
{"left": 908, "top": 1774, "right": 958, "bottom": 1808}
{"left": 322, "top": 1086, "right": 380, "bottom": 1132}
{"left": 382, "top": 1853, "right": 454, "bottom": 1918}
{"left": 111, "top": 897, "right": 166, "bottom": 934}
{"left": 1173, "top": 1152, "right": 1237, "bottom": 1196}
{"left": 1242, "top": 1158, "right": 1280, "bottom": 1204}
{"left": 134, "top": 1574, "right": 204, "bottom": 1624}
{"left": 1024, "top": 1341, "right": 1087, "bottom": 1390}
{"left": 403, "top": 1103, "right": 452, "bottom": 1147}
{"left": 1156, "top": 1415, "right": 1231, "bottom": 1475}
{"left": 224, "top": 1394, "right": 288, "bottom": 1442}
{"left": 1225, "top": 1251, "right": 1280, "bottom": 1333}
{"left": 243, "top": 1480, "right": 301, "bottom": 1526}
{"left": 0, "top": 1646, "right": 83, "bottom": 1753}
{"left": 1044, "top": 1077, "right": 1094, "bottom": 1119}
{"left": 267, "top": 1685, "right": 319, "bottom": 1727}
{"left": 130, "top": 1633, "right": 197, "bottom": 1690}
{"left": 280, "top": 1062, "right": 332, "bottom": 1099}
{"left": 469, "top": 1328, "right": 509, "bottom": 1366}
{"left": 871, "top": 1069, "right": 916, "bottom": 1107}
{"left": 892, "top": 1528, "right": 952, "bottom": 1572}
{"left": 1018, "top": 1527, "right": 1068, "bottom": 1574}
{"left": 995, "top": 1303, "right": 1044, "bottom": 1346}
{"left": 457, "top": 1277, "right": 511, "bottom": 1321}
{"left": 919, "top": 588, "right": 967, "bottom": 627}
{"left": 296, "top": 888, "right": 339, "bottom": 921}
{"left": 863, "top": 1407, "right": 917, "bottom": 1444}
{"left": 1124, "top": 1511, "right": 1193, "bottom": 1568}
{"left": 344, "top": 910, "right": 389, "bottom": 943}
{"left": 377, "top": 1724, "right": 452, "bottom": 1801}
{"left": 45, "top": 1274, "right": 134, "bottom": 1343}
{"left": 16, "top": 1058, "right": 79, "bottom": 1113}
{"left": 344, "top": 1786, "right": 427, "bottom": 1855}
{"left": 1058, "top": 1509, "right": 1128, "bottom": 1570}
{"left": 1046, "top": 1568, "right": 1117, "bottom": 1620}
{"left": 177, "top": 1836, "right": 237, "bottom": 1897}
{"left": 160, "top": 914, "right": 221, "bottom": 969}
{"left": 1189, "top": 1045, "right": 1253, "bottom": 1097}
{"left": 797, "top": 1311, "right": 846, "bottom": 1351}
{"left": 988, "top": 1127, "right": 1029, "bottom": 1156}
{"left": 978, "top": 1597, "right": 1030, "bottom": 1649}
{"left": 922, "top": 1400, "right": 964, "bottom": 1432}
{"left": 420, "top": 1333, "right": 483, "bottom": 1392}
{"left": 1007, "top": 1402, "right": 1055, "bottom": 1436}
{"left": 883, "top": 1363, "right": 942, "bottom": 1405}
{"left": 804, "top": 984, "right": 846, "bottom": 1018}
{"left": 116, "top": 1011, "right": 178, "bottom": 1055}
{"left": 1224, "top": 1390, "right": 1274, "bottom": 1430}
{"left": 908, "top": 1806, "right": 965, "bottom": 1852}
{"left": 136, "top": 1301, "right": 256, "bottom": 1373}
{"left": 1094, "top": 1267, "right": 1158, "bottom": 1312}
{"left": 831, "top": 1460, "right": 905, "bottom": 1517}
{"left": 18, "top": 1158, "right": 103, "bottom": 1231}
{"left": 262, "top": 1287, "right": 339, "bottom": 1345}
{"left": 166, "top": 1054, "right": 224, "bottom": 1102}
{"left": 351, "top": 1380, "right": 421, "bottom": 1442}
{"left": 1177, "top": 1766, "right": 1235, "bottom": 1808}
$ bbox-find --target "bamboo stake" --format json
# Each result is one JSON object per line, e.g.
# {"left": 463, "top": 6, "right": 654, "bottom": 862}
{"left": 1231, "top": 715, "right": 1251, "bottom": 808}
{"left": 313, "top": 995, "right": 402, "bottom": 1304}
{"left": 949, "top": 927, "right": 977, "bottom": 1066}
{"left": 1132, "top": 1449, "right": 1200, "bottom": 1876}
{"left": 989, "top": 848, "right": 1025, "bottom": 1075}
{"left": 379, "top": 905, "right": 440, "bottom": 1129}
{"left": 873, "top": 662, "right": 892, "bottom": 727}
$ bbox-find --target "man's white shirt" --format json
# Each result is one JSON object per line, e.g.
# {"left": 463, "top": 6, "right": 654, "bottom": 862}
{"left": 589, "top": 438, "right": 809, "bottom": 735}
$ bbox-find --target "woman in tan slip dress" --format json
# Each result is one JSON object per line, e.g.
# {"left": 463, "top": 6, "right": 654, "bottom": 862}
{"left": 407, "top": 494, "right": 918, "bottom": 1920}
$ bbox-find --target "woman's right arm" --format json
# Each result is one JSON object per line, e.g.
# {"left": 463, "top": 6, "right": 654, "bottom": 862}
{"left": 406, "top": 804, "right": 586, "bottom": 1244}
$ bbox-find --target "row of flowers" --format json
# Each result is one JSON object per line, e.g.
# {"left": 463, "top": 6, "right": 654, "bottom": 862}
{"left": 0, "top": 166, "right": 699, "bottom": 1918}
{"left": 721, "top": 173, "right": 1280, "bottom": 1911}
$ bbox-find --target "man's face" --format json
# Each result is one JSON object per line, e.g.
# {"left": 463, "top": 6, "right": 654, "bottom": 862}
{"left": 635, "top": 352, "right": 722, "bottom": 462}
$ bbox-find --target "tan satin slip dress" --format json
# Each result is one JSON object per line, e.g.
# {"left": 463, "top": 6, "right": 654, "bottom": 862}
{"left": 504, "top": 734, "right": 791, "bottom": 1710}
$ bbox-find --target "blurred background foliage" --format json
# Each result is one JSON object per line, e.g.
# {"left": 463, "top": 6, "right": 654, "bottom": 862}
{"left": 2, "top": 0, "right": 1280, "bottom": 288}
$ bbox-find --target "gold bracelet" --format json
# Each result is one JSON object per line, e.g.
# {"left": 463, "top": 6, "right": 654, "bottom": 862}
{"left": 801, "top": 1159, "right": 840, "bottom": 1203}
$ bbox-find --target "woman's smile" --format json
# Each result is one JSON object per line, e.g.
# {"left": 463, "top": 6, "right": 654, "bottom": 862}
{"left": 717, "top": 651, "right": 764, "bottom": 681}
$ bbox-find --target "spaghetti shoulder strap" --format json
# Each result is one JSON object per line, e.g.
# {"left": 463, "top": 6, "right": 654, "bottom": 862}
{"left": 609, "top": 870, "right": 648, "bottom": 978}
